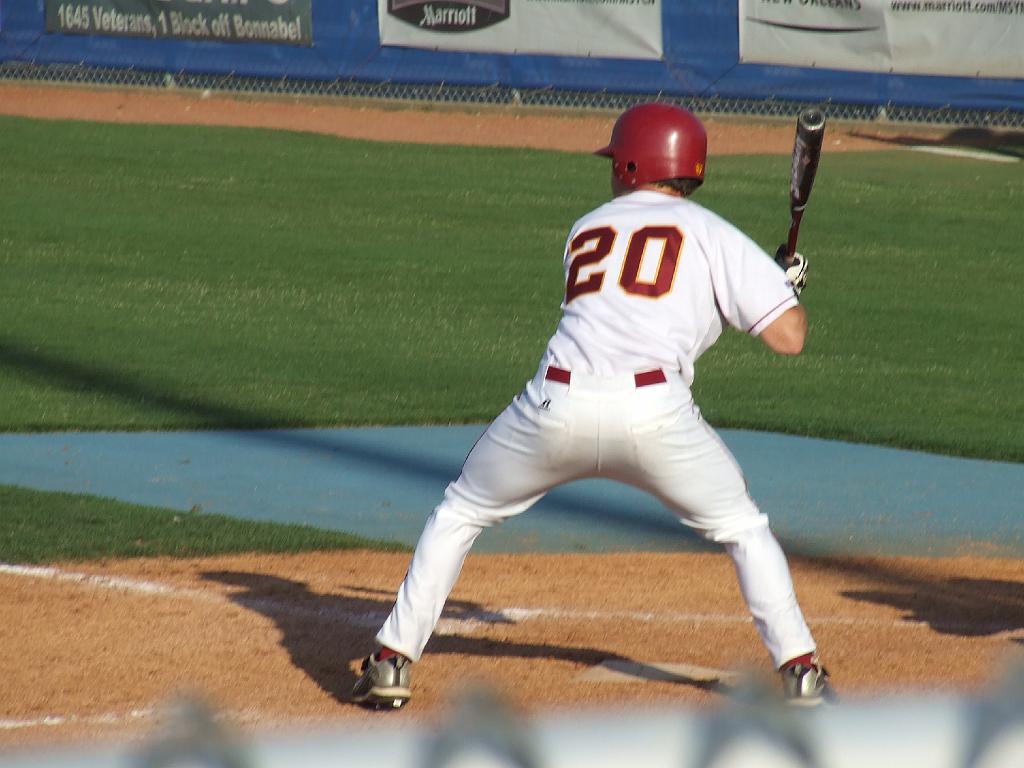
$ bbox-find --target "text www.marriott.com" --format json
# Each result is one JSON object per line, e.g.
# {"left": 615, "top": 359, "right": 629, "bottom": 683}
{"left": 890, "top": 0, "right": 1024, "bottom": 13}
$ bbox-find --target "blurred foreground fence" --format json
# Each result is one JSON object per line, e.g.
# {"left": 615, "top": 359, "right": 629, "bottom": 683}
{"left": 3, "top": 668, "right": 1023, "bottom": 768}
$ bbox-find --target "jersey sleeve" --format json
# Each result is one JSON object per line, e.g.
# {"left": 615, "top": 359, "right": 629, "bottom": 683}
{"left": 704, "top": 214, "right": 799, "bottom": 336}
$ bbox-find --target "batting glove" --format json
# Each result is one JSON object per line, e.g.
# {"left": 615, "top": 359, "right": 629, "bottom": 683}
{"left": 775, "top": 245, "right": 809, "bottom": 297}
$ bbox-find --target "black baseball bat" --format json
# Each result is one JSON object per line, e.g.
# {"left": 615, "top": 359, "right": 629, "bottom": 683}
{"left": 783, "top": 108, "right": 827, "bottom": 261}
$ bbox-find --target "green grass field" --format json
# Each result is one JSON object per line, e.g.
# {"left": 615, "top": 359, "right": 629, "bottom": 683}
{"left": 1, "top": 114, "right": 1020, "bottom": 561}
{"left": 0, "top": 484, "right": 407, "bottom": 563}
{"left": 2, "top": 115, "right": 1019, "bottom": 459}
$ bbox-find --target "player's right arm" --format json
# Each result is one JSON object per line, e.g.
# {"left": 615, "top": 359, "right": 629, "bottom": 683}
{"left": 699, "top": 206, "right": 808, "bottom": 356}
{"left": 758, "top": 304, "right": 807, "bottom": 356}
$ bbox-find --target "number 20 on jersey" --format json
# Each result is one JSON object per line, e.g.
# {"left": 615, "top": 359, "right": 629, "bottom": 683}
{"left": 565, "top": 226, "right": 684, "bottom": 303}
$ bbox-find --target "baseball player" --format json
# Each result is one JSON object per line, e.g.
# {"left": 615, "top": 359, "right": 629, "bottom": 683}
{"left": 352, "top": 102, "right": 831, "bottom": 709}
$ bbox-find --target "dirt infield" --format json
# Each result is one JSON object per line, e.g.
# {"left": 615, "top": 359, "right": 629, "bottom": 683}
{"left": 0, "top": 82, "right": 948, "bottom": 154}
{"left": 3, "top": 551, "right": 1023, "bottom": 748}
{"left": 1, "top": 83, "right": 1022, "bottom": 749}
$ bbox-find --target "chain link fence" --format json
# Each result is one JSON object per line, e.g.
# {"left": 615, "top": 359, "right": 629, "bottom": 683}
{"left": 2, "top": 60, "right": 1022, "bottom": 128}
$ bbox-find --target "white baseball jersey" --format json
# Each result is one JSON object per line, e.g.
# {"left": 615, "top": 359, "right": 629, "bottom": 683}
{"left": 543, "top": 190, "right": 798, "bottom": 385}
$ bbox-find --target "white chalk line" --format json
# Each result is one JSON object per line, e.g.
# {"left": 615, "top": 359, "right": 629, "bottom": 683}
{"left": 3, "top": 562, "right": 1020, "bottom": 637}
{"left": 6, "top": 562, "right": 1022, "bottom": 637}
{"left": 0, "top": 708, "right": 155, "bottom": 731}
{"left": 908, "top": 145, "right": 1021, "bottom": 163}
{"left": 0, "top": 562, "right": 214, "bottom": 600}
{"left": 0, "top": 562, "right": 383, "bottom": 627}
{"left": 0, "top": 705, "right": 272, "bottom": 733}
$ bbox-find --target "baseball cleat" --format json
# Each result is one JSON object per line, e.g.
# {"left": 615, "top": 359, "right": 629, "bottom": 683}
{"left": 779, "top": 656, "right": 834, "bottom": 707}
{"left": 351, "top": 652, "right": 412, "bottom": 710}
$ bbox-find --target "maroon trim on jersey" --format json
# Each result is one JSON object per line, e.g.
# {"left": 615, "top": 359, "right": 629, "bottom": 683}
{"left": 619, "top": 226, "right": 684, "bottom": 299}
{"left": 545, "top": 366, "right": 572, "bottom": 384}
{"left": 746, "top": 296, "right": 798, "bottom": 334}
{"left": 565, "top": 226, "right": 616, "bottom": 303}
{"left": 545, "top": 366, "right": 667, "bottom": 388}
{"left": 633, "top": 369, "right": 668, "bottom": 387}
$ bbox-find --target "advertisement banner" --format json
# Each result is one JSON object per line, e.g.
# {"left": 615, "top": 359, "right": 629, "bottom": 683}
{"left": 378, "top": 0, "right": 662, "bottom": 61}
{"left": 45, "top": 0, "right": 312, "bottom": 45}
{"left": 739, "top": 0, "right": 1024, "bottom": 79}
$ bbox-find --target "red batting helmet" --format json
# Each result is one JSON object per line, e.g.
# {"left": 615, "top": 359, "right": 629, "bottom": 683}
{"left": 595, "top": 103, "right": 707, "bottom": 190}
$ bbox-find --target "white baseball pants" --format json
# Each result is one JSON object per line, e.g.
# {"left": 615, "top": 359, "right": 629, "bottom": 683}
{"left": 376, "top": 366, "right": 816, "bottom": 668}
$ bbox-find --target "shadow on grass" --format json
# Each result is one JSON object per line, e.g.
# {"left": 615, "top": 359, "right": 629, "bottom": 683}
{"left": 200, "top": 570, "right": 728, "bottom": 706}
{"left": 0, "top": 335, "right": 711, "bottom": 548}
{"left": 851, "top": 126, "right": 1024, "bottom": 160}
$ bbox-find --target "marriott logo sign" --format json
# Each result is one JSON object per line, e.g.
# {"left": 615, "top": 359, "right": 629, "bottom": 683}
{"left": 387, "top": 0, "right": 510, "bottom": 32}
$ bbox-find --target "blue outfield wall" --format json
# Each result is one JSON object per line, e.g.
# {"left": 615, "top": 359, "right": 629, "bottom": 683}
{"left": 1, "top": 2, "right": 1023, "bottom": 112}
